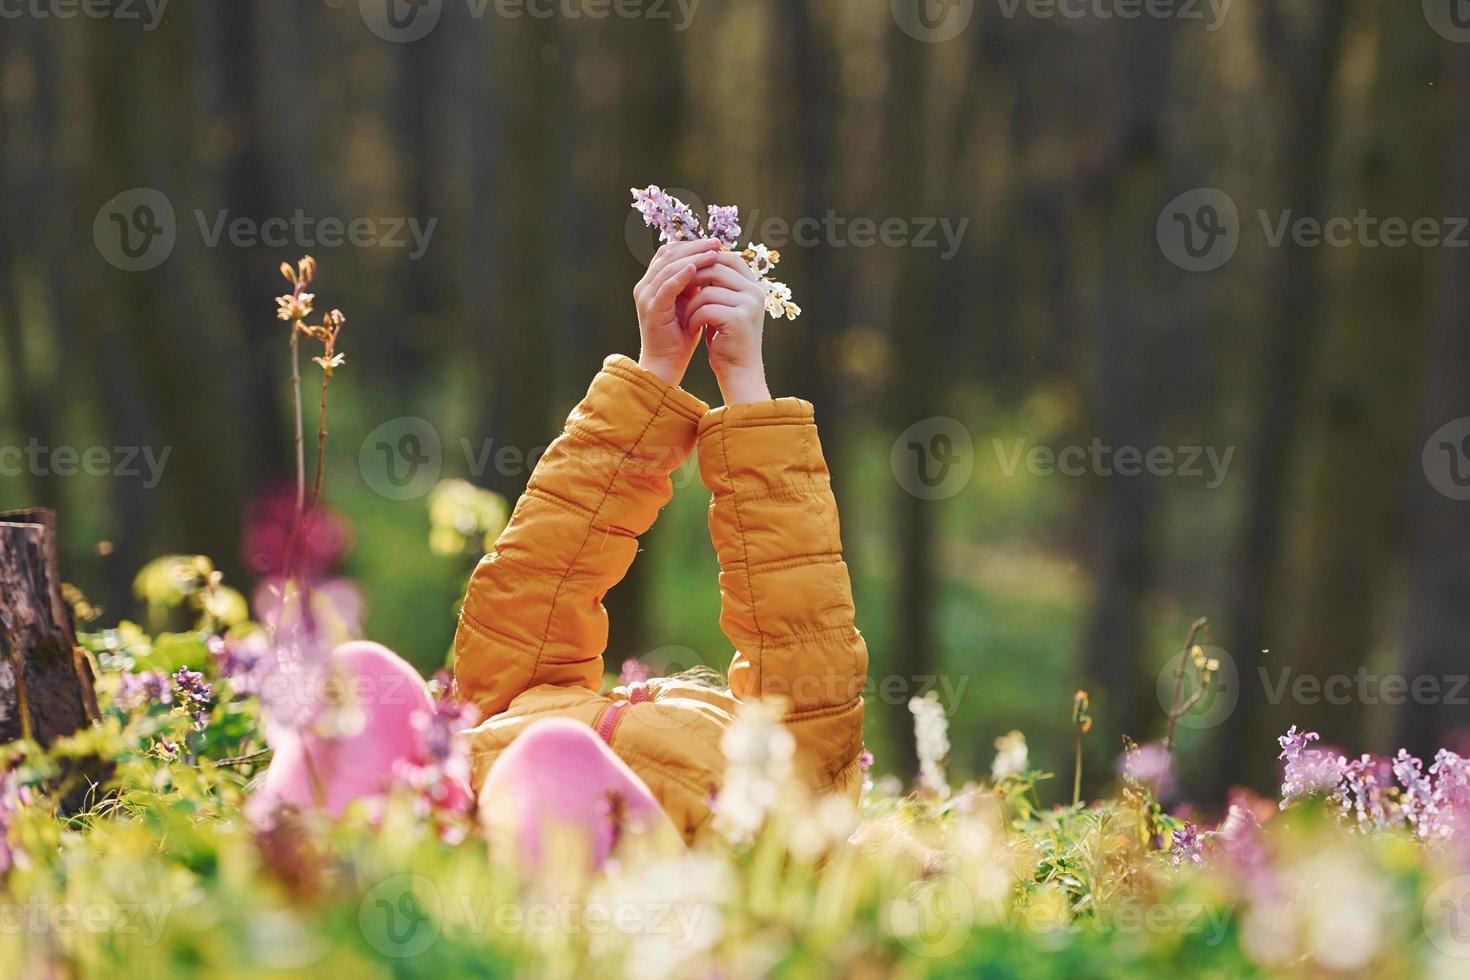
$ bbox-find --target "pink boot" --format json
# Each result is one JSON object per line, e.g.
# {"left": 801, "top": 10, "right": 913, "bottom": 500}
{"left": 477, "top": 717, "right": 674, "bottom": 868}
{"left": 252, "top": 641, "right": 469, "bottom": 818}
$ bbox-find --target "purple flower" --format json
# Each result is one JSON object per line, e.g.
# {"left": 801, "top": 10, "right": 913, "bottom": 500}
{"left": 172, "top": 667, "right": 214, "bottom": 732}
{"left": 1393, "top": 749, "right": 1435, "bottom": 836}
{"left": 619, "top": 658, "right": 654, "bottom": 686}
{"left": 1120, "top": 742, "right": 1175, "bottom": 799}
{"left": 412, "top": 696, "right": 479, "bottom": 768}
{"left": 1340, "top": 754, "right": 1393, "bottom": 830}
{"left": 0, "top": 769, "right": 32, "bottom": 875}
{"left": 209, "top": 634, "right": 269, "bottom": 696}
{"left": 1171, "top": 823, "right": 1203, "bottom": 867}
{"left": 1277, "top": 726, "right": 1346, "bottom": 806}
{"left": 115, "top": 670, "right": 171, "bottom": 712}
{"left": 1429, "top": 749, "right": 1470, "bottom": 843}
{"left": 157, "top": 734, "right": 180, "bottom": 760}
{"left": 706, "top": 204, "right": 742, "bottom": 248}
{"left": 630, "top": 185, "right": 704, "bottom": 245}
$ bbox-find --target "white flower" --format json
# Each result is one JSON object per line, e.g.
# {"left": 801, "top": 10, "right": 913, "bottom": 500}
{"left": 714, "top": 699, "right": 794, "bottom": 844}
{"left": 990, "top": 730, "right": 1029, "bottom": 782}
{"left": 742, "top": 243, "right": 778, "bottom": 276}
{"left": 909, "top": 692, "right": 950, "bottom": 798}
{"left": 588, "top": 853, "right": 731, "bottom": 977}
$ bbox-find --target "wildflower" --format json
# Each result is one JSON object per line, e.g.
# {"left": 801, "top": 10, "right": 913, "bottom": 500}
{"left": 1277, "top": 726, "right": 1346, "bottom": 807}
{"left": 156, "top": 734, "right": 180, "bottom": 760}
{"left": 172, "top": 667, "right": 214, "bottom": 731}
{"left": 1339, "top": 754, "right": 1394, "bottom": 830}
{"left": 1428, "top": 749, "right": 1470, "bottom": 842}
{"left": 275, "top": 292, "right": 314, "bottom": 322}
{"left": 392, "top": 692, "right": 478, "bottom": 818}
{"left": 208, "top": 633, "right": 270, "bottom": 697}
{"left": 242, "top": 489, "right": 352, "bottom": 581}
{"left": 1120, "top": 742, "right": 1175, "bottom": 799}
{"left": 630, "top": 185, "right": 702, "bottom": 244}
{"left": 714, "top": 699, "right": 794, "bottom": 844}
{"left": 705, "top": 204, "right": 742, "bottom": 248}
{"left": 743, "top": 243, "right": 779, "bottom": 276}
{"left": 619, "top": 658, "right": 654, "bottom": 686}
{"left": 115, "top": 670, "right": 171, "bottom": 712}
{"left": 990, "top": 730, "right": 1028, "bottom": 782}
{"left": 909, "top": 692, "right": 950, "bottom": 798}
{"left": 761, "top": 278, "right": 802, "bottom": 321}
{"left": 0, "top": 769, "right": 32, "bottom": 875}
{"left": 587, "top": 853, "right": 730, "bottom": 975}
{"left": 1392, "top": 749, "right": 1435, "bottom": 837}
{"left": 1214, "top": 790, "right": 1269, "bottom": 875}
{"left": 1171, "top": 823, "right": 1203, "bottom": 867}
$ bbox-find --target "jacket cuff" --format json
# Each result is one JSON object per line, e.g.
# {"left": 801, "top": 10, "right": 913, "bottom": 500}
{"left": 585, "top": 355, "right": 708, "bottom": 469}
{"left": 697, "top": 398, "right": 821, "bottom": 496}
{"left": 601, "top": 354, "right": 709, "bottom": 423}
{"left": 698, "top": 397, "right": 815, "bottom": 435}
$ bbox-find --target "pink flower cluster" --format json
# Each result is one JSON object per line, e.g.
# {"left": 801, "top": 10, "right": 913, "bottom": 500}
{"left": 0, "top": 768, "right": 32, "bottom": 875}
{"left": 392, "top": 693, "right": 480, "bottom": 824}
{"left": 1277, "top": 726, "right": 1470, "bottom": 841}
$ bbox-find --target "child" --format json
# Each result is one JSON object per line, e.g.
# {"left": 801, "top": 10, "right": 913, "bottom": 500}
{"left": 454, "top": 239, "right": 869, "bottom": 864}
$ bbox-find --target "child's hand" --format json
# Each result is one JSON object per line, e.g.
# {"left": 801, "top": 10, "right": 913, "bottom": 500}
{"left": 635, "top": 239, "right": 724, "bottom": 387}
{"left": 686, "top": 253, "right": 772, "bottom": 405}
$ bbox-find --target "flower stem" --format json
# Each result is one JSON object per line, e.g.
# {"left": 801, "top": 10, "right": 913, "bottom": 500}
{"left": 291, "top": 328, "right": 305, "bottom": 516}
{"left": 1073, "top": 730, "right": 1083, "bottom": 808}
{"left": 310, "top": 371, "right": 330, "bottom": 511}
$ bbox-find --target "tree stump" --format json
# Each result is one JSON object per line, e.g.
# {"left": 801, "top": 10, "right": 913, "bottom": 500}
{"left": 0, "top": 509, "right": 100, "bottom": 748}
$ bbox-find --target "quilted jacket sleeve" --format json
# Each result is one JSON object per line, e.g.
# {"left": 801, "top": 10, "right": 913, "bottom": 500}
{"left": 698, "top": 399, "right": 868, "bottom": 796}
{"left": 454, "top": 355, "right": 708, "bottom": 719}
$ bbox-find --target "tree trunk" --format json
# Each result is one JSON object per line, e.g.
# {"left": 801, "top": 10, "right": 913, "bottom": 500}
{"left": 1213, "top": 2, "right": 1349, "bottom": 794}
{"left": 1394, "top": 40, "right": 1470, "bottom": 759}
{"left": 0, "top": 510, "right": 100, "bottom": 748}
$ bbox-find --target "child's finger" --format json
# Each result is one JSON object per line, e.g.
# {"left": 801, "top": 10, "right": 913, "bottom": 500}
{"left": 684, "top": 286, "right": 745, "bottom": 318}
{"left": 690, "top": 304, "right": 742, "bottom": 334}
{"left": 646, "top": 250, "right": 720, "bottom": 299}
{"left": 647, "top": 239, "right": 722, "bottom": 278}
{"left": 690, "top": 263, "right": 760, "bottom": 294}
{"left": 709, "top": 251, "right": 763, "bottom": 283}
{"left": 652, "top": 262, "right": 702, "bottom": 312}
{"left": 637, "top": 241, "right": 718, "bottom": 302}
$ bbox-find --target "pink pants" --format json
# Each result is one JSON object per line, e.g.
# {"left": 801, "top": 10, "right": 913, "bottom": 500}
{"left": 478, "top": 717, "right": 671, "bottom": 868}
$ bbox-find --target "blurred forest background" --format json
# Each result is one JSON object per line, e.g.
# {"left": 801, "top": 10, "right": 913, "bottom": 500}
{"left": 1, "top": 0, "right": 1468, "bottom": 806}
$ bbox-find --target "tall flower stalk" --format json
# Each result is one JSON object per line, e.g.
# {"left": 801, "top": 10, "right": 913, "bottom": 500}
{"left": 270, "top": 257, "right": 348, "bottom": 812}
{"left": 274, "top": 256, "right": 348, "bottom": 584}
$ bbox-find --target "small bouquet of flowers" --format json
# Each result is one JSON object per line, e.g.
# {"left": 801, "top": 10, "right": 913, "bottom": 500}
{"left": 631, "top": 184, "right": 802, "bottom": 321}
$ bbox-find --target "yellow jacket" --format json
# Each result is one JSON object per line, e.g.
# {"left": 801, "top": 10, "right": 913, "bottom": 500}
{"left": 453, "top": 355, "right": 868, "bottom": 841}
